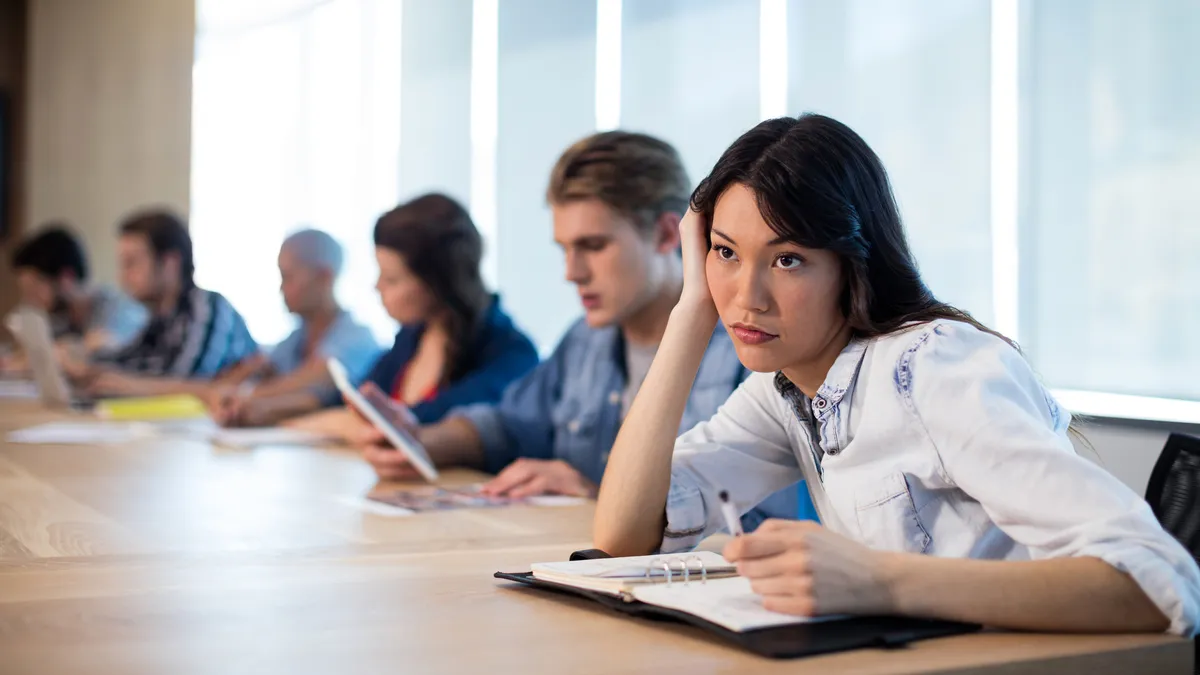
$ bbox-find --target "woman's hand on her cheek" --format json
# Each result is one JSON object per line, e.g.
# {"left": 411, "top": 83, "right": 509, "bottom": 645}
{"left": 677, "top": 208, "right": 717, "bottom": 317}
{"left": 723, "top": 519, "right": 897, "bottom": 617}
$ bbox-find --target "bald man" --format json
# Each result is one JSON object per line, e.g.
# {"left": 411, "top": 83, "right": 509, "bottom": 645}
{"left": 213, "top": 229, "right": 381, "bottom": 426}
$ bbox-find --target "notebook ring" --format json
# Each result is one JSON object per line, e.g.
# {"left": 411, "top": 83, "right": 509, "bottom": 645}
{"left": 645, "top": 556, "right": 709, "bottom": 586}
{"left": 684, "top": 555, "right": 708, "bottom": 584}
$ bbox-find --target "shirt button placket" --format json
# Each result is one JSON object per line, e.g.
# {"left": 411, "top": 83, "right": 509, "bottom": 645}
{"left": 813, "top": 397, "right": 839, "bottom": 456}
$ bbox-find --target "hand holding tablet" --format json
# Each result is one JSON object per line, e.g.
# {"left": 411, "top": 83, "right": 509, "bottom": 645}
{"left": 327, "top": 357, "right": 439, "bottom": 482}
{"left": 357, "top": 380, "right": 418, "bottom": 430}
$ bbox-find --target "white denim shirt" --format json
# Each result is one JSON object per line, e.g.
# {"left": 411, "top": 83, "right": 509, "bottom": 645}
{"left": 663, "top": 319, "right": 1200, "bottom": 636}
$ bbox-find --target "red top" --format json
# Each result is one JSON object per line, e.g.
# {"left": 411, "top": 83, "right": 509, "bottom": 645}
{"left": 391, "top": 364, "right": 439, "bottom": 405}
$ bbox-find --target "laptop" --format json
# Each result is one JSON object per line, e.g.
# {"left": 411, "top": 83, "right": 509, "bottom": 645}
{"left": 5, "top": 307, "right": 92, "bottom": 409}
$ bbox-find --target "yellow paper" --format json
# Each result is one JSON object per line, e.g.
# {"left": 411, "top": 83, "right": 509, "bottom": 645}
{"left": 95, "top": 394, "right": 209, "bottom": 421}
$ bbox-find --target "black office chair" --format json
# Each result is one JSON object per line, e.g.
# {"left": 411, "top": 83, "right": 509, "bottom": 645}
{"left": 1145, "top": 432, "right": 1200, "bottom": 673}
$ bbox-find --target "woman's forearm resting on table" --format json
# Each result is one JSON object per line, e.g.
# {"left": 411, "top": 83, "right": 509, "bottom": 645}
{"left": 593, "top": 304, "right": 716, "bottom": 557}
{"left": 882, "top": 553, "right": 1169, "bottom": 633}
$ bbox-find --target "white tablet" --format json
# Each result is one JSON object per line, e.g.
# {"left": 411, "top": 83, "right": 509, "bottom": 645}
{"left": 327, "top": 357, "right": 439, "bottom": 482}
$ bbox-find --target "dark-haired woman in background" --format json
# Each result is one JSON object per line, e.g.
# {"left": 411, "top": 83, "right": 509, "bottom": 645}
{"left": 593, "top": 114, "right": 1200, "bottom": 636}
{"left": 292, "top": 193, "right": 539, "bottom": 439}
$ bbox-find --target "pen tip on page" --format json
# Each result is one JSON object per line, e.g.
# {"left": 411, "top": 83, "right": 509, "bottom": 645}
{"left": 719, "top": 490, "right": 730, "bottom": 502}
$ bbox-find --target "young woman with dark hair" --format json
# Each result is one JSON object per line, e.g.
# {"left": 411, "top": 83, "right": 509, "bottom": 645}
{"left": 593, "top": 114, "right": 1200, "bottom": 636}
{"left": 292, "top": 194, "right": 538, "bottom": 439}
{"left": 363, "top": 193, "right": 537, "bottom": 421}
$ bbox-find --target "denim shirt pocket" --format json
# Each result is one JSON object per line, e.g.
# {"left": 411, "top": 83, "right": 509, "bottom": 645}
{"left": 551, "top": 395, "right": 583, "bottom": 444}
{"left": 551, "top": 393, "right": 607, "bottom": 480}
{"left": 854, "top": 472, "right": 933, "bottom": 554}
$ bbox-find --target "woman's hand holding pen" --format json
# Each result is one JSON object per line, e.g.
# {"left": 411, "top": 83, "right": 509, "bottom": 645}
{"left": 724, "top": 519, "right": 897, "bottom": 617}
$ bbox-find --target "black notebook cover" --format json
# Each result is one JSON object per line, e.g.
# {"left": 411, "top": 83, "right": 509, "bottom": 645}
{"left": 495, "top": 568, "right": 980, "bottom": 659}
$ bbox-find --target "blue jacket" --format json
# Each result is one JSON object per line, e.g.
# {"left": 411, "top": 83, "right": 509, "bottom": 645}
{"left": 366, "top": 296, "right": 539, "bottom": 424}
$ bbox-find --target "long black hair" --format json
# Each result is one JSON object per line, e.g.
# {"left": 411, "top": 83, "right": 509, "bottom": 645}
{"left": 691, "top": 113, "right": 1009, "bottom": 347}
{"left": 373, "top": 193, "right": 490, "bottom": 384}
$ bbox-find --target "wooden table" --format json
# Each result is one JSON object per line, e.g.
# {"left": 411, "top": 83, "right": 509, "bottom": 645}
{"left": 0, "top": 401, "right": 1192, "bottom": 674}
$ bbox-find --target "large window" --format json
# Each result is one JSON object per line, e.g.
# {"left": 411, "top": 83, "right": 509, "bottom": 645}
{"left": 192, "top": 0, "right": 402, "bottom": 344}
{"left": 1023, "top": 0, "right": 1200, "bottom": 402}
{"left": 192, "top": 0, "right": 1200, "bottom": 413}
{"left": 787, "top": 0, "right": 994, "bottom": 325}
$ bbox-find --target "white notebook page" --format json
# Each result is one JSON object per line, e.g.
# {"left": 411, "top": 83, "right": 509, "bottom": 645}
{"left": 631, "top": 576, "right": 843, "bottom": 632}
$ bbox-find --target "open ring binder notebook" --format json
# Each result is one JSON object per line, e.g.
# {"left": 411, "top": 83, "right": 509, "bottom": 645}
{"left": 495, "top": 549, "right": 980, "bottom": 659}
